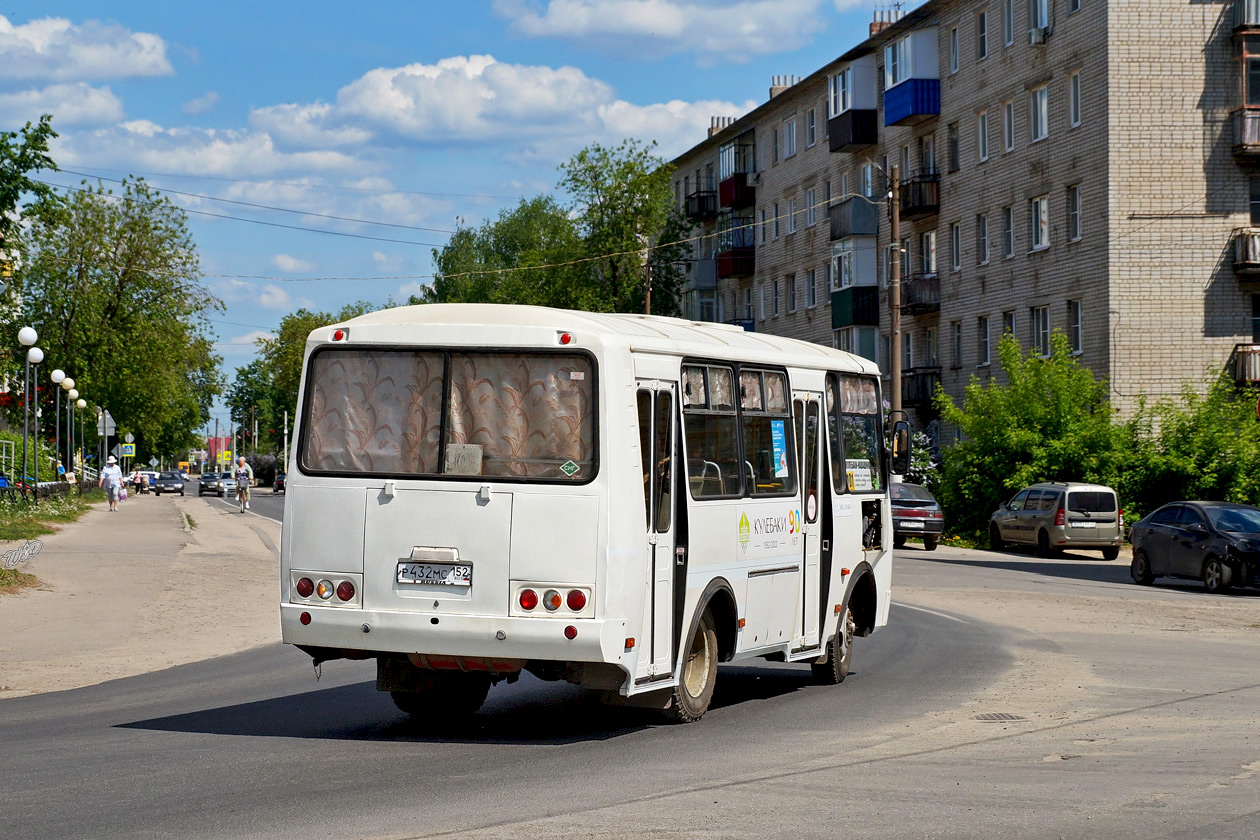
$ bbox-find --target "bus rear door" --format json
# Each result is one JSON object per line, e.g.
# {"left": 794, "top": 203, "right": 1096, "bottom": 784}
{"left": 636, "top": 382, "right": 677, "bottom": 681}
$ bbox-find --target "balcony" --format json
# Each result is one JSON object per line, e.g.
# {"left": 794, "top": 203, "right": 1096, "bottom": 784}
{"left": 685, "top": 188, "right": 719, "bottom": 221}
{"left": 1233, "top": 228, "right": 1260, "bottom": 274}
{"left": 1235, "top": 0, "right": 1260, "bottom": 31}
{"left": 901, "top": 273, "right": 940, "bottom": 315}
{"left": 719, "top": 172, "right": 756, "bottom": 210}
{"left": 831, "top": 286, "right": 880, "bottom": 330}
{"left": 828, "top": 109, "right": 878, "bottom": 153}
{"left": 1229, "top": 344, "right": 1260, "bottom": 384}
{"left": 829, "top": 195, "right": 879, "bottom": 240}
{"left": 716, "top": 248, "right": 755, "bottom": 278}
{"left": 884, "top": 79, "right": 940, "bottom": 127}
{"left": 716, "top": 213, "right": 755, "bottom": 278}
{"left": 901, "top": 366, "right": 942, "bottom": 409}
{"left": 1233, "top": 109, "right": 1260, "bottom": 157}
{"left": 690, "top": 256, "right": 717, "bottom": 290}
{"left": 898, "top": 171, "right": 940, "bottom": 220}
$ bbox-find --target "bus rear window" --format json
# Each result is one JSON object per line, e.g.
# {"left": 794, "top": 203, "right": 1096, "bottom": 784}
{"left": 301, "top": 349, "right": 595, "bottom": 481}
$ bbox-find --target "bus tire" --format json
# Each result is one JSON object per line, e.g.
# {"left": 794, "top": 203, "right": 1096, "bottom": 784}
{"left": 390, "top": 672, "right": 490, "bottom": 719}
{"left": 663, "top": 609, "right": 718, "bottom": 723}
{"left": 811, "top": 608, "right": 855, "bottom": 685}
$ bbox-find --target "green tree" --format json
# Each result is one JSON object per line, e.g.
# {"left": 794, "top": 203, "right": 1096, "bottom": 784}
{"left": 13, "top": 177, "right": 224, "bottom": 460}
{"left": 933, "top": 331, "right": 1123, "bottom": 537}
{"left": 0, "top": 114, "right": 59, "bottom": 253}
{"left": 225, "top": 357, "right": 282, "bottom": 455}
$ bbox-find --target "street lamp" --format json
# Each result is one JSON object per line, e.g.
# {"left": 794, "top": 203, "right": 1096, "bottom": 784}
{"left": 18, "top": 327, "right": 36, "bottom": 492}
{"left": 67, "top": 388, "right": 78, "bottom": 473}
{"left": 61, "top": 377, "right": 74, "bottom": 472}
{"left": 76, "top": 399, "right": 86, "bottom": 480}
{"left": 51, "top": 369, "right": 65, "bottom": 477}
{"left": 26, "top": 345, "right": 44, "bottom": 495}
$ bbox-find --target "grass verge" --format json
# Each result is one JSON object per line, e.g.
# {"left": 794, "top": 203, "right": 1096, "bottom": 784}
{"left": 183, "top": 511, "right": 197, "bottom": 530}
{"left": 0, "top": 567, "right": 38, "bottom": 595}
{"left": 0, "top": 489, "right": 107, "bottom": 543}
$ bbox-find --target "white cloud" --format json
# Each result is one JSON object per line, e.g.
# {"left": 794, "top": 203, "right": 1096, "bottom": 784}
{"left": 372, "top": 251, "right": 406, "bottom": 273}
{"left": 182, "top": 91, "right": 220, "bottom": 115}
{"left": 0, "top": 82, "right": 122, "bottom": 126}
{"left": 397, "top": 281, "right": 430, "bottom": 300}
{"left": 258, "top": 284, "right": 292, "bottom": 309}
{"left": 492, "top": 0, "right": 827, "bottom": 60}
{"left": 271, "top": 254, "right": 314, "bottom": 272}
{"left": 0, "top": 15, "right": 172, "bottom": 82}
{"left": 229, "top": 330, "right": 273, "bottom": 345}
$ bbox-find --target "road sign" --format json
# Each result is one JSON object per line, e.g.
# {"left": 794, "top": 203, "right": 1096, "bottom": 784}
{"left": 124, "top": 433, "right": 135, "bottom": 444}
{"left": 121, "top": 443, "right": 135, "bottom": 457}
{"left": 96, "top": 410, "right": 116, "bottom": 436}
{"left": 149, "top": 456, "right": 159, "bottom": 467}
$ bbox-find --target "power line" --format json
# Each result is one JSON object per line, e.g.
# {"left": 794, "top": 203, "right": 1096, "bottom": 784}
{"left": 55, "top": 169, "right": 459, "bottom": 235}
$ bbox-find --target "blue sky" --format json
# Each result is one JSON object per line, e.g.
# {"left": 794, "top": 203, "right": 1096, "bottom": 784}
{"left": 4, "top": 0, "right": 924, "bottom": 431}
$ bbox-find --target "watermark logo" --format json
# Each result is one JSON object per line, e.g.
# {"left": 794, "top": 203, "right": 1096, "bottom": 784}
{"left": 3, "top": 539, "right": 43, "bottom": 569}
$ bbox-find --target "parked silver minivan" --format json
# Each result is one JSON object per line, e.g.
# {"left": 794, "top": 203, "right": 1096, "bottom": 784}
{"left": 989, "top": 481, "right": 1123, "bottom": 560}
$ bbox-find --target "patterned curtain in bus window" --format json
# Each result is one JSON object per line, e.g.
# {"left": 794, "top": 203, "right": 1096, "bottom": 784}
{"left": 763, "top": 371, "right": 788, "bottom": 412}
{"left": 739, "top": 371, "right": 763, "bottom": 410}
{"left": 682, "top": 367, "right": 706, "bottom": 407}
{"left": 304, "top": 350, "right": 444, "bottom": 473}
{"left": 446, "top": 353, "right": 594, "bottom": 478}
{"left": 709, "top": 367, "right": 735, "bottom": 410}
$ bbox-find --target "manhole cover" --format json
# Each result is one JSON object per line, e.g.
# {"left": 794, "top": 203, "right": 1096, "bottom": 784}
{"left": 973, "top": 713, "right": 1027, "bottom": 722}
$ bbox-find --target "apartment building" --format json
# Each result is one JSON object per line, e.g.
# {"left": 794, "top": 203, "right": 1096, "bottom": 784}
{"left": 671, "top": 0, "right": 1260, "bottom": 424}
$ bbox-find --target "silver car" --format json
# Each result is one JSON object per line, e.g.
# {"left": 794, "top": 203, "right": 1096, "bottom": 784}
{"left": 989, "top": 481, "right": 1123, "bottom": 560}
{"left": 199, "top": 472, "right": 233, "bottom": 497}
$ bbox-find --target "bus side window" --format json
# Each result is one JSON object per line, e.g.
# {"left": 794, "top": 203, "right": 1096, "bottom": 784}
{"left": 740, "top": 369, "right": 796, "bottom": 496}
{"left": 637, "top": 390, "right": 653, "bottom": 527}
{"left": 653, "top": 391, "right": 673, "bottom": 532}
{"left": 683, "top": 364, "right": 741, "bottom": 498}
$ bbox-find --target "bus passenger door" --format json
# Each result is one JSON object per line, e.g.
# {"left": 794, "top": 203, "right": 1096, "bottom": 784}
{"left": 794, "top": 394, "right": 823, "bottom": 650}
{"left": 636, "top": 382, "right": 677, "bottom": 680}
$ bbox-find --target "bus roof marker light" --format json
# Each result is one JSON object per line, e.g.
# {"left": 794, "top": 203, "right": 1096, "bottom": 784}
{"left": 558, "top": 331, "right": 573, "bottom": 345}
{"left": 331, "top": 328, "right": 348, "bottom": 342}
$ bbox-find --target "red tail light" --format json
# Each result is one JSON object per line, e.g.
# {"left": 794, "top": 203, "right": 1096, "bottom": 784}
{"left": 566, "top": 589, "right": 587, "bottom": 611}
{"left": 519, "top": 589, "right": 539, "bottom": 611}
{"left": 1119, "top": 509, "right": 1125, "bottom": 527}
{"left": 564, "top": 625, "right": 578, "bottom": 640}
{"left": 336, "top": 581, "right": 355, "bottom": 601}
{"left": 1055, "top": 508, "right": 1065, "bottom": 526}
{"left": 296, "top": 577, "right": 314, "bottom": 598}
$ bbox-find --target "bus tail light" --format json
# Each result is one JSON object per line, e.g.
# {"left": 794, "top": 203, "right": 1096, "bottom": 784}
{"left": 519, "top": 589, "right": 539, "bottom": 611}
{"left": 566, "top": 589, "right": 587, "bottom": 611}
{"left": 316, "top": 579, "right": 335, "bottom": 600}
{"left": 1055, "top": 508, "right": 1066, "bottom": 526}
{"left": 544, "top": 589, "right": 563, "bottom": 611}
{"left": 296, "top": 577, "right": 314, "bottom": 598}
{"left": 564, "top": 625, "right": 577, "bottom": 640}
{"left": 336, "top": 581, "right": 355, "bottom": 602}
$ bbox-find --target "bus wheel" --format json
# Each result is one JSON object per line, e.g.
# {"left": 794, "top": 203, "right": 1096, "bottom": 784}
{"left": 811, "top": 608, "right": 855, "bottom": 685}
{"left": 391, "top": 672, "right": 490, "bottom": 719}
{"left": 664, "top": 609, "right": 718, "bottom": 723}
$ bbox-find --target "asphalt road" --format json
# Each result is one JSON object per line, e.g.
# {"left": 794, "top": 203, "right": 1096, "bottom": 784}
{"left": 199, "top": 484, "right": 286, "bottom": 522}
{"left": 3, "top": 546, "right": 1258, "bottom": 839}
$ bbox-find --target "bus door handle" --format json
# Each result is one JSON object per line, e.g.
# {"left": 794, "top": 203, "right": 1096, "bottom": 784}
{"left": 675, "top": 546, "right": 687, "bottom": 567}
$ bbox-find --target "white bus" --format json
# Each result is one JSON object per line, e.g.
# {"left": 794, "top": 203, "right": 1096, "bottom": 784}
{"left": 280, "top": 304, "right": 910, "bottom": 722}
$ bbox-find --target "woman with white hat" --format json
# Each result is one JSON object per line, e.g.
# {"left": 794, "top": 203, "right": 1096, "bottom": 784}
{"left": 98, "top": 455, "right": 124, "bottom": 512}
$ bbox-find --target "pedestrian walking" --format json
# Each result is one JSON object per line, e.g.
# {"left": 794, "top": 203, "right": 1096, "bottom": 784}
{"left": 99, "top": 455, "right": 123, "bottom": 512}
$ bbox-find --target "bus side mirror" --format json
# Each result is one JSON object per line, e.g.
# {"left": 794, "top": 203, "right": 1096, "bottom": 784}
{"left": 890, "top": 420, "right": 911, "bottom": 476}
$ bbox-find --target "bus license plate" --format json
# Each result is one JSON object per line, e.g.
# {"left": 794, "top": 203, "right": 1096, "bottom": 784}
{"left": 397, "top": 562, "right": 472, "bottom": 586}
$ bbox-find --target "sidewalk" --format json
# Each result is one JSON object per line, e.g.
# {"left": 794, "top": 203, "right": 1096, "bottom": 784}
{"left": 0, "top": 492, "right": 279, "bottom": 697}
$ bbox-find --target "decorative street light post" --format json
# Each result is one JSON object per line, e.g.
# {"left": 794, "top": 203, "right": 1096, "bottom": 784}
{"left": 60, "top": 376, "right": 74, "bottom": 472}
{"left": 26, "top": 345, "right": 44, "bottom": 496}
{"left": 76, "top": 399, "right": 87, "bottom": 481}
{"left": 67, "top": 388, "right": 78, "bottom": 474}
{"left": 17, "top": 327, "right": 36, "bottom": 491}
{"left": 51, "top": 369, "right": 65, "bottom": 476}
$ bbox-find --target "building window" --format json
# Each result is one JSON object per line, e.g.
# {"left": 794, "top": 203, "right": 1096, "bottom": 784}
{"left": 886, "top": 36, "right": 912, "bottom": 87}
{"left": 1030, "top": 0, "right": 1049, "bottom": 30}
{"left": 1067, "top": 185, "right": 1081, "bottom": 241}
{"left": 784, "top": 119, "right": 797, "bottom": 158}
{"left": 774, "top": 202, "right": 781, "bottom": 238}
{"left": 1001, "top": 205, "right": 1014, "bottom": 257}
{"left": 1068, "top": 299, "right": 1083, "bottom": 353}
{"left": 1069, "top": 0, "right": 1081, "bottom": 11}
{"left": 806, "top": 268, "right": 817, "bottom": 308}
{"left": 773, "top": 129, "right": 780, "bottom": 165}
{"left": 1030, "top": 85, "right": 1049, "bottom": 142}
{"left": 950, "top": 27, "right": 959, "bottom": 74}
{"left": 976, "top": 214, "right": 990, "bottom": 264}
{"left": 772, "top": 279, "right": 780, "bottom": 316}
{"left": 787, "top": 274, "right": 797, "bottom": 313}
{"left": 1251, "top": 177, "right": 1260, "bottom": 224}
{"left": 901, "top": 237, "right": 911, "bottom": 281}
{"left": 903, "top": 331, "right": 914, "bottom": 369}
{"left": 977, "top": 110, "right": 989, "bottom": 162}
{"left": 1252, "top": 294, "right": 1260, "bottom": 341}
{"left": 760, "top": 209, "right": 767, "bottom": 243}
{"left": 760, "top": 284, "right": 767, "bottom": 320}
{"left": 1002, "top": 101, "right": 1015, "bottom": 152}
{"left": 745, "top": 287, "right": 753, "bottom": 320}
{"left": 1002, "top": 310, "right": 1016, "bottom": 339}
{"left": 1069, "top": 71, "right": 1082, "bottom": 127}
{"left": 951, "top": 221, "right": 962, "bottom": 270}
{"left": 862, "top": 162, "right": 874, "bottom": 197}
{"left": 805, "top": 109, "right": 816, "bottom": 147}
{"left": 976, "top": 11, "right": 988, "bottom": 60}
{"left": 920, "top": 133, "right": 936, "bottom": 173}
{"left": 978, "top": 316, "right": 991, "bottom": 365}
{"left": 836, "top": 326, "right": 879, "bottom": 364}
{"left": 921, "top": 230, "right": 937, "bottom": 273}
{"left": 1002, "top": 0, "right": 1014, "bottom": 45}
{"left": 947, "top": 123, "right": 960, "bottom": 172}
{"left": 806, "top": 188, "right": 817, "bottom": 226}
{"left": 951, "top": 321, "right": 963, "bottom": 367}
{"left": 788, "top": 197, "right": 798, "bottom": 234}
{"left": 826, "top": 178, "right": 834, "bottom": 206}
{"left": 1030, "top": 195, "right": 1049, "bottom": 250}
{"left": 924, "top": 326, "right": 938, "bottom": 367}
{"left": 829, "top": 67, "right": 852, "bottom": 117}
{"left": 1031, "top": 305, "right": 1050, "bottom": 357}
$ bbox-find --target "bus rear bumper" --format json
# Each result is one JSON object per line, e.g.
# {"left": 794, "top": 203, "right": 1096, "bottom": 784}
{"left": 280, "top": 604, "right": 627, "bottom": 665}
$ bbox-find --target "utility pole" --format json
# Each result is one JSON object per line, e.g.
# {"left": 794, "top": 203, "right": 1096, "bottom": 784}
{"left": 890, "top": 164, "right": 903, "bottom": 425}
{"left": 251, "top": 403, "right": 256, "bottom": 455}
{"left": 214, "top": 417, "right": 219, "bottom": 469}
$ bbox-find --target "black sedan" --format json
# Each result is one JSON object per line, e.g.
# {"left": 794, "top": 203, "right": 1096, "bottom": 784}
{"left": 1129, "top": 501, "right": 1260, "bottom": 593}
{"left": 891, "top": 481, "right": 944, "bottom": 551}
{"left": 152, "top": 471, "right": 185, "bottom": 496}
